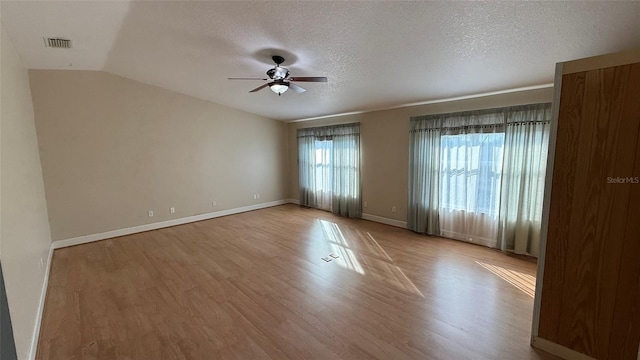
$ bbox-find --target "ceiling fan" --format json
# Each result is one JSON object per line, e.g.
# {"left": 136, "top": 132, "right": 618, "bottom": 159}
{"left": 229, "top": 55, "right": 327, "bottom": 96}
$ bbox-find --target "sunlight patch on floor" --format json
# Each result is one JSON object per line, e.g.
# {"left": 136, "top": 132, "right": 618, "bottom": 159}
{"left": 374, "top": 258, "right": 425, "bottom": 297}
{"left": 475, "top": 261, "right": 536, "bottom": 298}
{"left": 365, "top": 232, "right": 394, "bottom": 262}
{"left": 320, "top": 220, "right": 365, "bottom": 274}
{"left": 329, "top": 243, "right": 365, "bottom": 275}
{"left": 318, "top": 220, "right": 423, "bottom": 296}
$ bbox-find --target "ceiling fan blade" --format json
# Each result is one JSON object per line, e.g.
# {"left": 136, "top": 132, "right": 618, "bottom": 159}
{"left": 229, "top": 77, "right": 269, "bottom": 81}
{"left": 288, "top": 76, "right": 328, "bottom": 83}
{"left": 249, "top": 83, "right": 271, "bottom": 93}
{"left": 288, "top": 83, "right": 306, "bottom": 93}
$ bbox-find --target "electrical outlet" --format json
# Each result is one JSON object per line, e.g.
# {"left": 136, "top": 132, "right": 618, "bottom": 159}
{"left": 212, "top": 201, "right": 217, "bottom": 207}
{"left": 364, "top": 201, "right": 368, "bottom": 207}
{"left": 257, "top": 193, "right": 260, "bottom": 199}
{"left": 148, "top": 210, "right": 154, "bottom": 217}
{"left": 170, "top": 207, "right": 175, "bottom": 213}
{"left": 391, "top": 206, "right": 396, "bottom": 213}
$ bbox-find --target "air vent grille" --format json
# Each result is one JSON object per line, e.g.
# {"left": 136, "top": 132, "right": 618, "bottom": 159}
{"left": 44, "top": 37, "right": 72, "bottom": 49}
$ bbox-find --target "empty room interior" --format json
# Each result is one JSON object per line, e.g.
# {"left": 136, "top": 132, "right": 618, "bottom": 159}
{"left": 1, "top": 1, "right": 639, "bottom": 360}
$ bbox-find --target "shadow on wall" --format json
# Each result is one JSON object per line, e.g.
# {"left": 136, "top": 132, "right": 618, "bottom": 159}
{"left": 101, "top": 1, "right": 309, "bottom": 114}
{"left": 97, "top": 0, "right": 294, "bottom": 205}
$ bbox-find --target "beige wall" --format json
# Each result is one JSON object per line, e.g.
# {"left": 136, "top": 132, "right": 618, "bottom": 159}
{"left": 288, "top": 88, "right": 553, "bottom": 223}
{"left": 1, "top": 23, "right": 53, "bottom": 360}
{"left": 29, "top": 70, "right": 288, "bottom": 241}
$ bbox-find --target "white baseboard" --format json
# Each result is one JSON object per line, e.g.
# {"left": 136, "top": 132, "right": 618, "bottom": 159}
{"left": 52, "top": 200, "right": 290, "bottom": 249}
{"left": 29, "top": 245, "right": 54, "bottom": 360}
{"left": 286, "top": 200, "right": 408, "bottom": 229}
{"left": 35, "top": 199, "right": 407, "bottom": 359}
{"left": 362, "top": 213, "right": 407, "bottom": 229}
{"left": 33, "top": 199, "right": 290, "bottom": 358}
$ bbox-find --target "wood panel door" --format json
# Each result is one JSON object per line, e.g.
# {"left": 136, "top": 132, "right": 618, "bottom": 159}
{"left": 535, "top": 54, "right": 640, "bottom": 359}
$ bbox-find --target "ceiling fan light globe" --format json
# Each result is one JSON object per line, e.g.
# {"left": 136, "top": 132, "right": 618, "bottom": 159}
{"left": 270, "top": 83, "right": 288, "bottom": 94}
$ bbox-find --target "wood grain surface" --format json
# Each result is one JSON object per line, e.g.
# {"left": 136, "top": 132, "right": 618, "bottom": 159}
{"left": 538, "top": 62, "right": 640, "bottom": 359}
{"left": 37, "top": 205, "right": 554, "bottom": 359}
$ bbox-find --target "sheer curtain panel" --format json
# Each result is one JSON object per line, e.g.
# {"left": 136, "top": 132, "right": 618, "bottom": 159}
{"left": 411, "top": 109, "right": 506, "bottom": 246}
{"left": 497, "top": 104, "right": 551, "bottom": 256}
{"left": 298, "top": 128, "right": 317, "bottom": 208}
{"left": 439, "top": 131, "right": 505, "bottom": 247}
{"left": 331, "top": 125, "right": 361, "bottom": 217}
{"left": 408, "top": 103, "right": 551, "bottom": 255}
{"left": 297, "top": 123, "right": 361, "bottom": 218}
{"left": 408, "top": 119, "right": 441, "bottom": 234}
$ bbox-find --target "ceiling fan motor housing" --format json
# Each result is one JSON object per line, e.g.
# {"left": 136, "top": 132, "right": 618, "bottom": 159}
{"left": 267, "top": 66, "right": 289, "bottom": 80}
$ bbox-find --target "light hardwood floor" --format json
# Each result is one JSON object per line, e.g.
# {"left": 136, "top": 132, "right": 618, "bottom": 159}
{"left": 37, "top": 204, "right": 555, "bottom": 359}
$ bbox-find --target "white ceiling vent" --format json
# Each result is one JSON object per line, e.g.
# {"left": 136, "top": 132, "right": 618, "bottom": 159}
{"left": 44, "top": 37, "right": 72, "bottom": 49}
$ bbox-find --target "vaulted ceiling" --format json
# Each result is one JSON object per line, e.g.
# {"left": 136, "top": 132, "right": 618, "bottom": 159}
{"left": 3, "top": 1, "right": 640, "bottom": 121}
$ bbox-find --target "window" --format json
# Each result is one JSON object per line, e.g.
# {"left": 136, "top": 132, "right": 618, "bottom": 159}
{"left": 297, "top": 123, "right": 361, "bottom": 218}
{"left": 408, "top": 103, "right": 552, "bottom": 254}
{"left": 313, "top": 139, "right": 333, "bottom": 210}
{"left": 440, "top": 133, "right": 504, "bottom": 218}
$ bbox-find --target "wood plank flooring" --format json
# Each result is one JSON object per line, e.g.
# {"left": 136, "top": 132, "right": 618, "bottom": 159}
{"left": 37, "top": 205, "right": 555, "bottom": 359}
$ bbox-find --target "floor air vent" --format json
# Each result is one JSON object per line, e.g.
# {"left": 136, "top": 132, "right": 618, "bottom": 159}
{"left": 44, "top": 37, "right": 72, "bottom": 49}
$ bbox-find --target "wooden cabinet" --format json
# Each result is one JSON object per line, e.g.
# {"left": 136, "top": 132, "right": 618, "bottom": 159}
{"left": 532, "top": 49, "right": 640, "bottom": 359}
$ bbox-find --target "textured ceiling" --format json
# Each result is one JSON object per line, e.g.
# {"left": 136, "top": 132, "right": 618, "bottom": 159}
{"left": 2, "top": 1, "right": 640, "bottom": 121}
